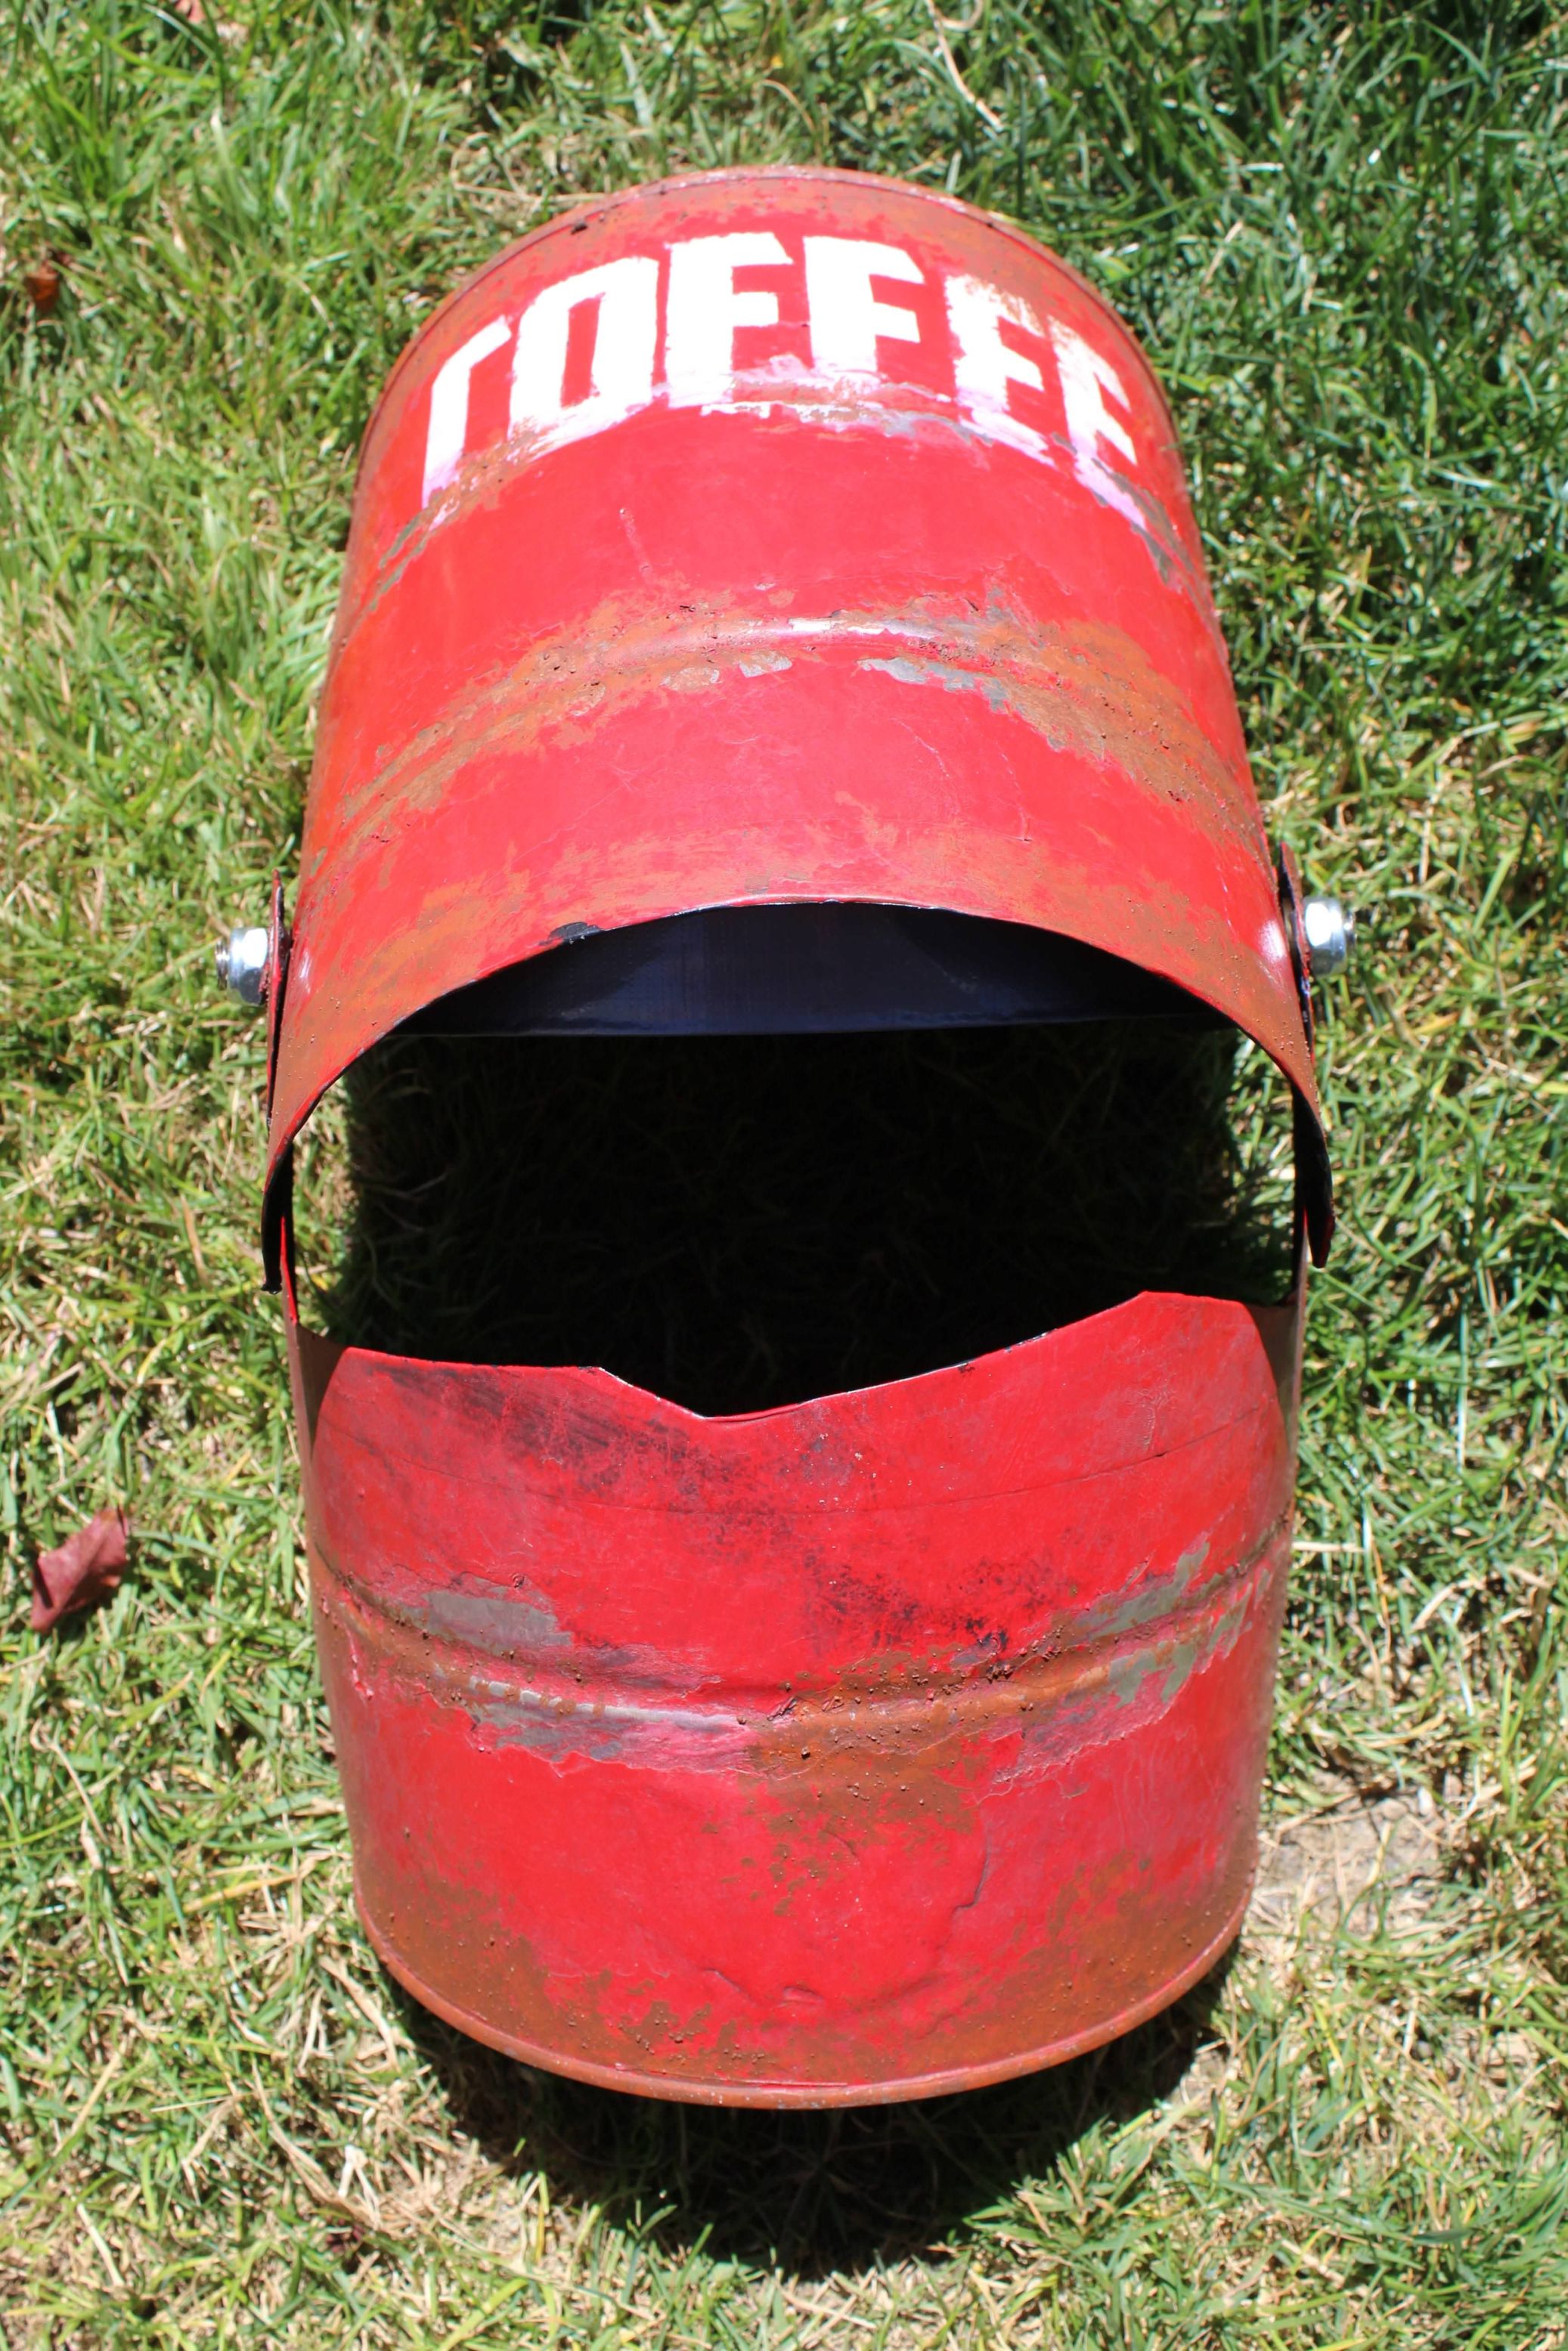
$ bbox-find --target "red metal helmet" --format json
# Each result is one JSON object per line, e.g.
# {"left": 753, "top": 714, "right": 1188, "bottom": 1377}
{"left": 262, "top": 167, "right": 1332, "bottom": 2105}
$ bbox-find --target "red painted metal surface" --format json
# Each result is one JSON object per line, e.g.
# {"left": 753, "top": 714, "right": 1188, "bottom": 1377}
{"left": 264, "top": 167, "right": 1329, "bottom": 2103}
{"left": 287, "top": 1272, "right": 1300, "bottom": 2104}
{"left": 264, "top": 165, "right": 1324, "bottom": 1244}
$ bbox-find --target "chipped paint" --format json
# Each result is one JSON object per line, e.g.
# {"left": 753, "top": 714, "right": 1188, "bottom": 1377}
{"left": 264, "top": 168, "right": 1329, "bottom": 1221}
{"left": 310, "top": 593, "right": 1257, "bottom": 881}
{"left": 290, "top": 1273, "right": 1306, "bottom": 2102}
{"left": 311, "top": 1504, "right": 1278, "bottom": 1776}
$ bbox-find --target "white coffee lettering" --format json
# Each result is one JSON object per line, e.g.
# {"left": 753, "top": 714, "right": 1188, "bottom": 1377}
{"left": 422, "top": 315, "right": 512, "bottom": 504}
{"left": 944, "top": 273, "right": 1047, "bottom": 459}
{"left": 510, "top": 254, "right": 659, "bottom": 451}
{"left": 803, "top": 237, "right": 923, "bottom": 379}
{"left": 419, "top": 246, "right": 1151, "bottom": 558}
{"left": 665, "top": 233, "right": 790, "bottom": 407}
{"left": 1050, "top": 323, "right": 1141, "bottom": 531}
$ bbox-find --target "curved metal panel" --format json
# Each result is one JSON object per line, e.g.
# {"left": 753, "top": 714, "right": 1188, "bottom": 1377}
{"left": 267, "top": 167, "right": 1321, "bottom": 1227}
{"left": 288, "top": 1279, "right": 1301, "bottom": 2104}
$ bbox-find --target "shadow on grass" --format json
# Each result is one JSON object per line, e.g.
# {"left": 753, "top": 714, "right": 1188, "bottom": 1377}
{"left": 390, "top": 1951, "right": 1235, "bottom": 2275}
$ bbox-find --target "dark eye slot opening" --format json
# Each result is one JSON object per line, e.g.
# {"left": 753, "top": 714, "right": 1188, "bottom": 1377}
{"left": 295, "top": 1016, "right": 1295, "bottom": 1417}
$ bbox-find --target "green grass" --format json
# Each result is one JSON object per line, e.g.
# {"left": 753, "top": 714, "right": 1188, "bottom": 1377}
{"left": 2, "top": 1, "right": 1566, "bottom": 2342}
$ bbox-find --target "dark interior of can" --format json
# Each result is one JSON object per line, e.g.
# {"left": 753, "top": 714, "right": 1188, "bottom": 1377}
{"left": 298, "top": 918, "right": 1296, "bottom": 1414}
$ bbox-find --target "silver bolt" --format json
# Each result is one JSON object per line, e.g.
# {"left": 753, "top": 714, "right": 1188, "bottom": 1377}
{"left": 215, "top": 924, "right": 271, "bottom": 1006}
{"left": 1302, "top": 896, "right": 1355, "bottom": 979}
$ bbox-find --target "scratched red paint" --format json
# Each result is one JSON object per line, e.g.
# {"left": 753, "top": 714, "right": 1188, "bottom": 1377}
{"left": 264, "top": 168, "right": 1331, "bottom": 2103}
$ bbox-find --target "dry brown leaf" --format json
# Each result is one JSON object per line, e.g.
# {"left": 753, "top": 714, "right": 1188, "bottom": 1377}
{"left": 23, "top": 258, "right": 61, "bottom": 316}
{"left": 32, "top": 1508, "right": 129, "bottom": 1633}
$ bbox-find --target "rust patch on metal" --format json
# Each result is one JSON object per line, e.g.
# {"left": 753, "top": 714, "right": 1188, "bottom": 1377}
{"left": 310, "top": 1510, "right": 1285, "bottom": 1777}
{"left": 311, "top": 590, "right": 1253, "bottom": 888}
{"left": 746, "top": 1522, "right": 1282, "bottom": 1778}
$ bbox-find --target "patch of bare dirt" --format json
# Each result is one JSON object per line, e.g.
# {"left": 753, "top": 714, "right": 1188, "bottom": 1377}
{"left": 1248, "top": 1785, "right": 1447, "bottom": 1959}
